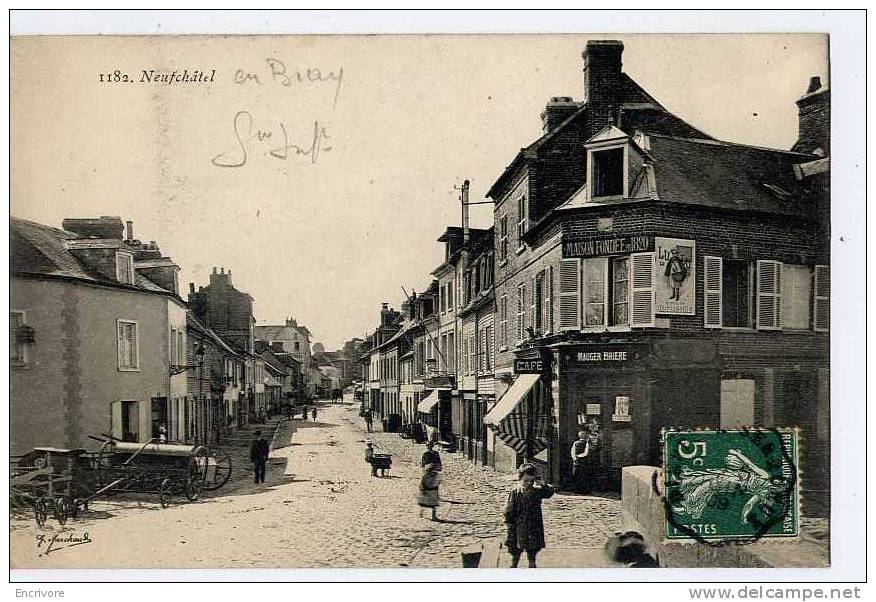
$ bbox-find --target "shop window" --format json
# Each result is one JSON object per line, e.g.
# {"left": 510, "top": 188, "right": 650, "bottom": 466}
{"left": 591, "top": 147, "right": 625, "bottom": 198}
{"left": 722, "top": 260, "right": 752, "bottom": 328}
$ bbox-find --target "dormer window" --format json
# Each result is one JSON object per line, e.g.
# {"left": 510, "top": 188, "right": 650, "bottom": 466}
{"left": 592, "top": 147, "right": 625, "bottom": 197}
{"left": 116, "top": 251, "right": 134, "bottom": 284}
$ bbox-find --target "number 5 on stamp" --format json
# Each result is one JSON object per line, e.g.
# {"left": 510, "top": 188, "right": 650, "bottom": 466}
{"left": 662, "top": 429, "right": 800, "bottom": 541}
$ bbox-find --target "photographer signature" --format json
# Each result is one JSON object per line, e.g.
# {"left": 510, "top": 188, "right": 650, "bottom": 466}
{"left": 211, "top": 110, "right": 332, "bottom": 168}
{"left": 36, "top": 530, "right": 92, "bottom": 557}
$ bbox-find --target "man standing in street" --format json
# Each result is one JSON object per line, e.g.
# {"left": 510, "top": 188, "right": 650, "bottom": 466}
{"left": 570, "top": 430, "right": 591, "bottom": 493}
{"left": 250, "top": 429, "right": 270, "bottom": 485}
{"left": 364, "top": 408, "right": 373, "bottom": 433}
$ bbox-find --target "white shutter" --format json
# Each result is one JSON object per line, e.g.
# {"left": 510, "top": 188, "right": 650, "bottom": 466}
{"left": 814, "top": 265, "right": 830, "bottom": 332}
{"left": 704, "top": 256, "right": 723, "bottom": 328}
{"left": 630, "top": 252, "right": 655, "bottom": 327}
{"left": 781, "top": 264, "right": 811, "bottom": 330}
{"left": 546, "top": 266, "right": 554, "bottom": 333}
{"left": 530, "top": 277, "right": 537, "bottom": 331}
{"left": 111, "top": 401, "right": 123, "bottom": 439}
{"left": 757, "top": 260, "right": 782, "bottom": 330}
{"left": 516, "top": 284, "right": 524, "bottom": 341}
{"left": 558, "top": 258, "right": 581, "bottom": 330}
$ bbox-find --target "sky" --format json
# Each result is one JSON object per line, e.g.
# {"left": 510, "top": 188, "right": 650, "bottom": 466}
{"left": 10, "top": 34, "right": 828, "bottom": 349}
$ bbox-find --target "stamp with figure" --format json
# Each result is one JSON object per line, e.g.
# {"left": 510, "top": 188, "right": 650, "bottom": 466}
{"left": 662, "top": 429, "right": 799, "bottom": 542}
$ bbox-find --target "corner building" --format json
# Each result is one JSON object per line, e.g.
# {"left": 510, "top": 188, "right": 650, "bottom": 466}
{"left": 485, "top": 40, "right": 830, "bottom": 517}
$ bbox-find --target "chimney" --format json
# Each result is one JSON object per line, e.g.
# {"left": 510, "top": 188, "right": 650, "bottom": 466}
{"left": 541, "top": 96, "right": 578, "bottom": 133}
{"left": 793, "top": 76, "right": 830, "bottom": 156}
{"left": 189, "top": 283, "right": 195, "bottom": 295}
{"left": 461, "top": 179, "right": 470, "bottom": 246}
{"left": 582, "top": 40, "right": 624, "bottom": 120}
{"left": 125, "top": 220, "right": 134, "bottom": 241}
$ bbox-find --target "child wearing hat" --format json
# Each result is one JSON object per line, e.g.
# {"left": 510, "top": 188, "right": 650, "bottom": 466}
{"left": 504, "top": 463, "right": 555, "bottom": 568}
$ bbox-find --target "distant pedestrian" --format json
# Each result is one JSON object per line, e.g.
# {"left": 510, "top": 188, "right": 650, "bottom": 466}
{"left": 249, "top": 429, "right": 270, "bottom": 484}
{"left": 364, "top": 409, "right": 373, "bottom": 433}
{"left": 311, "top": 407, "right": 318, "bottom": 421}
{"left": 301, "top": 406, "right": 308, "bottom": 421}
{"left": 417, "top": 463, "right": 441, "bottom": 521}
{"left": 421, "top": 441, "right": 442, "bottom": 472}
{"left": 364, "top": 441, "right": 378, "bottom": 477}
{"left": 504, "top": 463, "right": 555, "bottom": 568}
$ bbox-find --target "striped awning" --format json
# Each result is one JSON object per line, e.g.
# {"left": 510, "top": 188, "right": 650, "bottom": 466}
{"left": 417, "top": 390, "right": 440, "bottom": 414}
{"left": 484, "top": 374, "right": 550, "bottom": 455}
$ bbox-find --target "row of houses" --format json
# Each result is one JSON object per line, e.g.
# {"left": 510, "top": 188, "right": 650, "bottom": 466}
{"left": 10, "top": 216, "right": 320, "bottom": 452}
{"left": 358, "top": 40, "right": 830, "bottom": 516}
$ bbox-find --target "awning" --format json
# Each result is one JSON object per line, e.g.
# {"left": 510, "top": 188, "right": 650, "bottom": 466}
{"left": 483, "top": 373, "right": 550, "bottom": 456}
{"left": 417, "top": 390, "right": 441, "bottom": 414}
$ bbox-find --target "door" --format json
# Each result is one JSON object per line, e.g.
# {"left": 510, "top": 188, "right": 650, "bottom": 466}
{"left": 720, "top": 379, "right": 755, "bottom": 428}
{"left": 112, "top": 400, "right": 140, "bottom": 442}
{"left": 151, "top": 397, "right": 168, "bottom": 440}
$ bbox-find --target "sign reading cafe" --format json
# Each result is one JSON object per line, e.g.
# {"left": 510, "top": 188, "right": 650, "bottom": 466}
{"left": 655, "top": 237, "right": 696, "bottom": 315}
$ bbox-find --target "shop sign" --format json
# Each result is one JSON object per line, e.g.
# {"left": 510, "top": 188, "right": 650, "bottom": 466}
{"left": 612, "top": 396, "right": 632, "bottom": 422}
{"left": 655, "top": 237, "right": 696, "bottom": 315}
{"left": 585, "top": 403, "right": 602, "bottom": 415}
{"left": 562, "top": 235, "right": 653, "bottom": 258}
{"left": 514, "top": 358, "right": 545, "bottom": 374}
{"left": 575, "top": 347, "right": 636, "bottom": 363}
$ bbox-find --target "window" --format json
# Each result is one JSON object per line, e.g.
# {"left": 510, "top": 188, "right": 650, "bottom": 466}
{"left": 499, "top": 215, "right": 508, "bottom": 261}
{"left": 516, "top": 283, "right": 527, "bottom": 342}
{"left": 447, "top": 332, "right": 455, "bottom": 372}
{"left": 112, "top": 400, "right": 141, "bottom": 442}
{"left": 534, "top": 273, "right": 543, "bottom": 334}
{"left": 781, "top": 264, "right": 811, "bottom": 330}
{"left": 468, "top": 332, "right": 477, "bottom": 375}
{"left": 723, "top": 260, "right": 752, "bottom": 327}
{"left": 294, "top": 341, "right": 300, "bottom": 351}
{"left": 542, "top": 267, "right": 553, "bottom": 334}
{"left": 483, "top": 325, "right": 493, "bottom": 371}
{"left": 591, "top": 147, "right": 625, "bottom": 198}
{"left": 611, "top": 257, "right": 630, "bottom": 326}
{"left": 583, "top": 258, "right": 608, "bottom": 327}
{"left": 517, "top": 195, "right": 528, "bottom": 243}
{"left": 10, "top": 311, "right": 27, "bottom": 365}
{"left": 499, "top": 295, "right": 508, "bottom": 347}
{"left": 117, "top": 320, "right": 139, "bottom": 370}
{"left": 447, "top": 280, "right": 454, "bottom": 312}
{"left": 116, "top": 251, "right": 134, "bottom": 284}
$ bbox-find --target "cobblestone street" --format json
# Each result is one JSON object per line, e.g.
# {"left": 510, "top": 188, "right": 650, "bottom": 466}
{"left": 10, "top": 402, "right": 620, "bottom": 569}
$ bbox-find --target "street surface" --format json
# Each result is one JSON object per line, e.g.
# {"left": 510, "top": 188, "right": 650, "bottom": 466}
{"left": 10, "top": 402, "right": 621, "bottom": 568}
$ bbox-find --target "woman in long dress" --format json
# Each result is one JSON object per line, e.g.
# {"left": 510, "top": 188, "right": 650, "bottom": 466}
{"left": 417, "top": 463, "right": 441, "bottom": 521}
{"left": 504, "top": 463, "right": 555, "bottom": 568}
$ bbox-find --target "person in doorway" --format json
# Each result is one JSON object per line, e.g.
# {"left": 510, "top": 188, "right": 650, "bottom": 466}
{"left": 421, "top": 441, "right": 442, "bottom": 472}
{"left": 586, "top": 418, "right": 603, "bottom": 491}
{"left": 417, "top": 463, "right": 441, "bottom": 521}
{"left": 504, "top": 463, "right": 555, "bottom": 568}
{"left": 157, "top": 423, "right": 168, "bottom": 443}
{"left": 249, "top": 429, "right": 270, "bottom": 484}
{"left": 570, "top": 430, "right": 591, "bottom": 493}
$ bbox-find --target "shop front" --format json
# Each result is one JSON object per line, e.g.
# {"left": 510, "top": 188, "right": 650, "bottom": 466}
{"left": 551, "top": 338, "right": 720, "bottom": 491}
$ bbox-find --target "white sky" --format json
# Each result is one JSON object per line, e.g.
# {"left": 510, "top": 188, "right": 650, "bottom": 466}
{"left": 11, "top": 34, "right": 828, "bottom": 349}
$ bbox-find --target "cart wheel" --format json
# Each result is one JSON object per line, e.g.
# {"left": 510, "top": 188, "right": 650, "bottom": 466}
{"left": 203, "top": 453, "right": 233, "bottom": 491}
{"left": 33, "top": 498, "right": 48, "bottom": 527}
{"left": 159, "top": 478, "right": 172, "bottom": 508}
{"left": 95, "top": 441, "right": 115, "bottom": 484}
{"left": 54, "top": 496, "right": 72, "bottom": 525}
{"left": 185, "top": 473, "right": 203, "bottom": 501}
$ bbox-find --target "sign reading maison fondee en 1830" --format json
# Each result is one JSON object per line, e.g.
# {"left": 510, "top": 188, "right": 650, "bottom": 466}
{"left": 561, "top": 235, "right": 653, "bottom": 259}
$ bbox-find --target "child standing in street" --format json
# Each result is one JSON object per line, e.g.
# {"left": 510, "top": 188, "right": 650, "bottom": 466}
{"left": 417, "top": 463, "right": 441, "bottom": 521}
{"left": 504, "top": 463, "right": 555, "bottom": 568}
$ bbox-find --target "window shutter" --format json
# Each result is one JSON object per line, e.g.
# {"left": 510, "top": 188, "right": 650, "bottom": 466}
{"left": 630, "top": 252, "right": 655, "bottom": 327}
{"left": 530, "top": 277, "right": 537, "bottom": 331}
{"left": 781, "top": 264, "right": 811, "bottom": 330}
{"left": 756, "top": 260, "right": 782, "bottom": 330}
{"left": 559, "top": 258, "right": 581, "bottom": 330}
{"left": 516, "top": 285, "right": 524, "bottom": 342}
{"left": 111, "top": 401, "right": 123, "bottom": 440}
{"left": 546, "top": 266, "right": 554, "bottom": 333}
{"left": 814, "top": 265, "right": 830, "bottom": 332}
{"left": 704, "top": 256, "right": 723, "bottom": 328}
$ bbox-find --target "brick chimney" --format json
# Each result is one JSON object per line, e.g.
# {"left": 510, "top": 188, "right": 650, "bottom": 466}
{"left": 582, "top": 40, "right": 624, "bottom": 133}
{"left": 541, "top": 96, "right": 578, "bottom": 133}
{"left": 792, "top": 76, "right": 830, "bottom": 156}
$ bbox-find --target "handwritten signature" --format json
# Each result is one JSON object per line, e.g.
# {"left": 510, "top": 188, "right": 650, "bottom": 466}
{"left": 233, "top": 59, "right": 344, "bottom": 109}
{"left": 36, "top": 530, "right": 92, "bottom": 557}
{"left": 211, "top": 111, "right": 332, "bottom": 168}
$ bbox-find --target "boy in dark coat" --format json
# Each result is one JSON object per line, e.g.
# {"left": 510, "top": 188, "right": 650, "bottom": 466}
{"left": 249, "top": 429, "right": 270, "bottom": 484}
{"left": 504, "top": 463, "right": 555, "bottom": 568}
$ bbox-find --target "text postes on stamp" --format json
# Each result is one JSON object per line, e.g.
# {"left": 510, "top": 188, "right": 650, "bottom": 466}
{"left": 662, "top": 429, "right": 799, "bottom": 542}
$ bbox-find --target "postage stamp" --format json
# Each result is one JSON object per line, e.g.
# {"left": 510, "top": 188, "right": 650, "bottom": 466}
{"left": 662, "top": 429, "right": 800, "bottom": 542}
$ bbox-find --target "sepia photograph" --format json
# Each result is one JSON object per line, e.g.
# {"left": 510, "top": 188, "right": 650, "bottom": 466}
{"left": 6, "top": 9, "right": 866, "bottom": 587}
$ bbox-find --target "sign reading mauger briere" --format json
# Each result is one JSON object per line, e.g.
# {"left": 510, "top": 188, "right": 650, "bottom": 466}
{"left": 562, "top": 235, "right": 653, "bottom": 258}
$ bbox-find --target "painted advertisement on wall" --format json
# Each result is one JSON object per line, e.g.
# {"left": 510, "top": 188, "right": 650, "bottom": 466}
{"left": 655, "top": 237, "right": 696, "bottom": 315}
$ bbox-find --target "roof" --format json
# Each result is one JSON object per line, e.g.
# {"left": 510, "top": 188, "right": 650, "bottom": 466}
{"left": 186, "top": 312, "right": 242, "bottom": 358}
{"left": 254, "top": 324, "right": 308, "bottom": 342}
{"left": 646, "top": 134, "right": 817, "bottom": 216}
{"left": 11, "top": 217, "right": 178, "bottom": 297}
